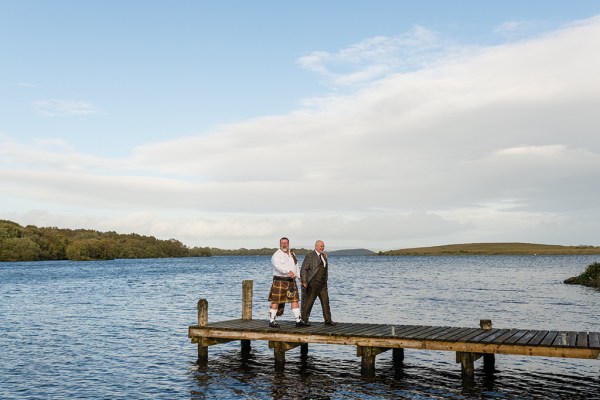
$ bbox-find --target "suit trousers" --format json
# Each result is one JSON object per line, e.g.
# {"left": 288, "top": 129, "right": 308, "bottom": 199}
{"left": 301, "top": 280, "right": 332, "bottom": 323}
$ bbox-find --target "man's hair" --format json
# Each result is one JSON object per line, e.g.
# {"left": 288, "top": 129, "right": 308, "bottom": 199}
{"left": 280, "top": 237, "right": 289, "bottom": 243}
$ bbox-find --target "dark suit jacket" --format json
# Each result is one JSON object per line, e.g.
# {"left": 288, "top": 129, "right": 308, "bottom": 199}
{"left": 301, "top": 251, "right": 328, "bottom": 285}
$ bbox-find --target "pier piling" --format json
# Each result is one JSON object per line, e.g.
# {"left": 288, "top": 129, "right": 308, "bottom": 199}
{"left": 241, "top": 280, "right": 253, "bottom": 354}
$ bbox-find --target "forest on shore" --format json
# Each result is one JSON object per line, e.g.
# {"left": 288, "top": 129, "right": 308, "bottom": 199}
{"left": 0, "top": 220, "right": 211, "bottom": 261}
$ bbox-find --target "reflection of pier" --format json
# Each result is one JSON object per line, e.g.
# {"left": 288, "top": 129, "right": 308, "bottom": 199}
{"left": 188, "top": 280, "right": 600, "bottom": 380}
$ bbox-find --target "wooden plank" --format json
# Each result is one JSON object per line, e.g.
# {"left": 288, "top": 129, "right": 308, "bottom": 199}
{"left": 589, "top": 332, "right": 600, "bottom": 349}
{"left": 515, "top": 330, "right": 541, "bottom": 345}
{"left": 394, "top": 325, "right": 430, "bottom": 338}
{"left": 350, "top": 324, "right": 387, "bottom": 336}
{"left": 367, "top": 325, "right": 399, "bottom": 338}
{"left": 528, "top": 330, "right": 549, "bottom": 346}
{"left": 391, "top": 325, "right": 427, "bottom": 337}
{"left": 479, "top": 328, "right": 511, "bottom": 343}
{"left": 436, "top": 327, "right": 472, "bottom": 341}
{"left": 427, "top": 326, "right": 464, "bottom": 340}
{"left": 444, "top": 328, "right": 480, "bottom": 342}
{"left": 566, "top": 331, "right": 578, "bottom": 347}
{"left": 503, "top": 330, "right": 530, "bottom": 345}
{"left": 485, "top": 328, "right": 519, "bottom": 344}
{"left": 422, "top": 326, "right": 456, "bottom": 340}
{"left": 552, "top": 331, "right": 569, "bottom": 347}
{"left": 405, "top": 326, "right": 446, "bottom": 339}
{"left": 324, "top": 322, "right": 356, "bottom": 333}
{"left": 453, "top": 328, "right": 485, "bottom": 342}
{"left": 540, "top": 331, "right": 559, "bottom": 346}
{"left": 468, "top": 328, "right": 501, "bottom": 343}
{"left": 402, "top": 325, "right": 442, "bottom": 339}
{"left": 576, "top": 332, "right": 588, "bottom": 348}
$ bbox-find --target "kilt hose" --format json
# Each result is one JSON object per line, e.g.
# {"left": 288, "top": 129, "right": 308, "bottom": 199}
{"left": 268, "top": 277, "right": 299, "bottom": 316}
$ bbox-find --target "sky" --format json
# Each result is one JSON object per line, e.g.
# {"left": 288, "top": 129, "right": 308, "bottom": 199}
{"left": 2, "top": 1, "right": 600, "bottom": 251}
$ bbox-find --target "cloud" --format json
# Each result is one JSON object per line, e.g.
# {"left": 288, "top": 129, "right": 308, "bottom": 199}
{"left": 297, "top": 26, "right": 456, "bottom": 87}
{"left": 493, "top": 20, "right": 540, "bottom": 37}
{"left": 14, "top": 82, "right": 37, "bottom": 88}
{"left": 3, "top": 15, "right": 600, "bottom": 248}
{"left": 34, "top": 99, "right": 101, "bottom": 117}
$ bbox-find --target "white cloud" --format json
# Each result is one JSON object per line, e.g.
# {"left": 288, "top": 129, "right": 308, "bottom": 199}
{"left": 3, "top": 16, "right": 600, "bottom": 248}
{"left": 34, "top": 99, "right": 101, "bottom": 117}
{"left": 297, "top": 26, "right": 455, "bottom": 88}
{"left": 493, "top": 20, "right": 540, "bottom": 38}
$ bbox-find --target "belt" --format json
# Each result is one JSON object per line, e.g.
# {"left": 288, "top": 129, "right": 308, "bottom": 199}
{"left": 273, "top": 276, "right": 293, "bottom": 281}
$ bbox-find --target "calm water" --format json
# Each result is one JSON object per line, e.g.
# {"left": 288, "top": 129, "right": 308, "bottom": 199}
{"left": 1, "top": 255, "right": 599, "bottom": 399}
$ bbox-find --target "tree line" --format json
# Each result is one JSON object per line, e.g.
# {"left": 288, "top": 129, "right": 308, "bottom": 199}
{"left": 0, "top": 220, "right": 213, "bottom": 262}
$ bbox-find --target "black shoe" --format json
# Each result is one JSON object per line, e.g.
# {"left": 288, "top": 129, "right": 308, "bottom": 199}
{"left": 269, "top": 321, "right": 280, "bottom": 328}
{"left": 324, "top": 321, "right": 337, "bottom": 326}
{"left": 296, "top": 320, "right": 309, "bottom": 327}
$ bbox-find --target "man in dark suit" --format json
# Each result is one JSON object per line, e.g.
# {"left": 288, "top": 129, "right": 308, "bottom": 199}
{"left": 300, "top": 240, "right": 336, "bottom": 326}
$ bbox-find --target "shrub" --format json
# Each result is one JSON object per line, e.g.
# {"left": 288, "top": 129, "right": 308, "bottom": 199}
{"left": 564, "top": 262, "right": 600, "bottom": 289}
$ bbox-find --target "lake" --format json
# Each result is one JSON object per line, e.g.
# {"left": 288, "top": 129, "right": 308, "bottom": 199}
{"left": 1, "top": 255, "right": 599, "bottom": 399}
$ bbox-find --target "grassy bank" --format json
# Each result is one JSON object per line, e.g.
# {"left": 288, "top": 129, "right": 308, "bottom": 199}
{"left": 380, "top": 242, "right": 600, "bottom": 256}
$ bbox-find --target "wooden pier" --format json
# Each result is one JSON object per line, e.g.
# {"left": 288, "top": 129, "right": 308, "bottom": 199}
{"left": 188, "top": 280, "right": 600, "bottom": 379}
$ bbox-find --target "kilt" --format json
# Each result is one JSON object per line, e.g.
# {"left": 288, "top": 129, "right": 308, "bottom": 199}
{"left": 268, "top": 278, "right": 299, "bottom": 303}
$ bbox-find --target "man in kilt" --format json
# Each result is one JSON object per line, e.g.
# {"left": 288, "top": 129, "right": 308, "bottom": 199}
{"left": 268, "top": 237, "right": 309, "bottom": 328}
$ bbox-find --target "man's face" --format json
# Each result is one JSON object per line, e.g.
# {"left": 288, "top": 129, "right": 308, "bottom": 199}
{"left": 315, "top": 241, "right": 325, "bottom": 253}
{"left": 280, "top": 239, "right": 289, "bottom": 251}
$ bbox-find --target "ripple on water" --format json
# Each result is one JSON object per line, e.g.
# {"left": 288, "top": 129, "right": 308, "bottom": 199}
{"left": 1, "top": 256, "right": 599, "bottom": 399}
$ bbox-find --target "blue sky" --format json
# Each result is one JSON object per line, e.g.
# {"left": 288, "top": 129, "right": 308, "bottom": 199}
{"left": 2, "top": 1, "right": 600, "bottom": 250}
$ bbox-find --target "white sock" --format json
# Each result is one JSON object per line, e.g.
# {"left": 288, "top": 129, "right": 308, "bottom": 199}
{"left": 269, "top": 309, "right": 277, "bottom": 322}
{"left": 292, "top": 307, "right": 301, "bottom": 322}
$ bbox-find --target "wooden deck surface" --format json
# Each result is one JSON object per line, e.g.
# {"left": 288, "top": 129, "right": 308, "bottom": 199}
{"left": 189, "top": 319, "right": 600, "bottom": 360}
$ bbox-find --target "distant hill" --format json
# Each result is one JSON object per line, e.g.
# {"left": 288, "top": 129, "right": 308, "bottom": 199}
{"left": 380, "top": 242, "right": 600, "bottom": 256}
{"left": 328, "top": 248, "right": 376, "bottom": 256}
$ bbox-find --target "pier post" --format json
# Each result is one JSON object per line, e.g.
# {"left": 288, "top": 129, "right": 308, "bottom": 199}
{"left": 480, "top": 319, "right": 495, "bottom": 372}
{"left": 197, "top": 299, "right": 208, "bottom": 364}
{"left": 242, "top": 280, "right": 253, "bottom": 320}
{"left": 360, "top": 347, "right": 377, "bottom": 377}
{"left": 300, "top": 343, "right": 308, "bottom": 359}
{"left": 241, "top": 280, "right": 253, "bottom": 354}
{"left": 457, "top": 351, "right": 475, "bottom": 380}
{"left": 392, "top": 348, "right": 404, "bottom": 370}
{"left": 357, "top": 346, "right": 389, "bottom": 378}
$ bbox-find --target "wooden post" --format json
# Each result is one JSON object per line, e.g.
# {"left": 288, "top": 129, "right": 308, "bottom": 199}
{"left": 457, "top": 351, "right": 475, "bottom": 379}
{"left": 241, "top": 280, "right": 253, "bottom": 354}
{"left": 480, "top": 319, "right": 495, "bottom": 372}
{"left": 360, "top": 346, "right": 377, "bottom": 378}
{"left": 269, "top": 341, "right": 290, "bottom": 371}
{"left": 300, "top": 343, "right": 308, "bottom": 359}
{"left": 242, "top": 280, "right": 253, "bottom": 320}
{"left": 392, "top": 348, "right": 404, "bottom": 370}
{"left": 197, "top": 299, "right": 208, "bottom": 364}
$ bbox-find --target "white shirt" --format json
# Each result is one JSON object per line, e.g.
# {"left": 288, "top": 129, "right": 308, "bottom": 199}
{"left": 271, "top": 249, "right": 299, "bottom": 277}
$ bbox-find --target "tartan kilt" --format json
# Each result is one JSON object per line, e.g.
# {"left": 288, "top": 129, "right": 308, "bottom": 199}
{"left": 268, "top": 279, "right": 299, "bottom": 303}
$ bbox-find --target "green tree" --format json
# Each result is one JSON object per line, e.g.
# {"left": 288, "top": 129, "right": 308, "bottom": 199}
{"left": 0, "top": 237, "right": 42, "bottom": 261}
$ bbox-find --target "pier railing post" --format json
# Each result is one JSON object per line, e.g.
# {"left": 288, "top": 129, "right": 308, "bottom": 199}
{"left": 480, "top": 319, "right": 495, "bottom": 372}
{"left": 242, "top": 280, "right": 253, "bottom": 320}
{"left": 197, "top": 299, "right": 208, "bottom": 364}
{"left": 241, "top": 280, "right": 253, "bottom": 354}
